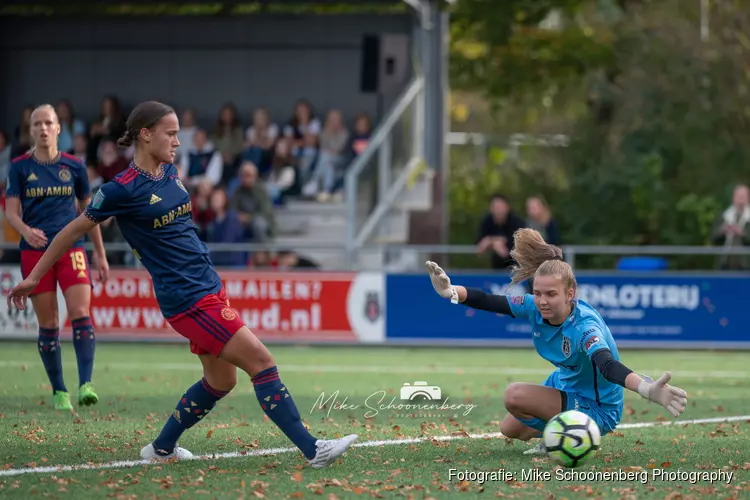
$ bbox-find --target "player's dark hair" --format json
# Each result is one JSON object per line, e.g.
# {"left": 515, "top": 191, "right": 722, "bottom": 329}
{"left": 117, "top": 101, "right": 175, "bottom": 148}
{"left": 509, "top": 228, "right": 576, "bottom": 294}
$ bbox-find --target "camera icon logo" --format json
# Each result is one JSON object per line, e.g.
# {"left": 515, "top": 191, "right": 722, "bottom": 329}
{"left": 400, "top": 381, "right": 442, "bottom": 401}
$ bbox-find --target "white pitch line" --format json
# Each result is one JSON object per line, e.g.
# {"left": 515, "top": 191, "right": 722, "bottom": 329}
{"left": 0, "top": 360, "right": 748, "bottom": 379}
{"left": 1, "top": 414, "right": 748, "bottom": 478}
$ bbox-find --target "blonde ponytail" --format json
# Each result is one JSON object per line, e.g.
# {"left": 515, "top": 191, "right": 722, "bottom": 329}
{"left": 509, "top": 228, "right": 576, "bottom": 292}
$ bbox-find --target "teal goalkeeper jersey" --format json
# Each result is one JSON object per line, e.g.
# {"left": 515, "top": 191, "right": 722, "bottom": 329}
{"left": 508, "top": 295, "right": 624, "bottom": 408}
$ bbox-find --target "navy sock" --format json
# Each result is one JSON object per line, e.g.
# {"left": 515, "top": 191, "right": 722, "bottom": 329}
{"left": 37, "top": 328, "right": 66, "bottom": 393}
{"left": 252, "top": 366, "right": 317, "bottom": 459}
{"left": 152, "top": 377, "right": 229, "bottom": 455}
{"left": 71, "top": 317, "right": 95, "bottom": 386}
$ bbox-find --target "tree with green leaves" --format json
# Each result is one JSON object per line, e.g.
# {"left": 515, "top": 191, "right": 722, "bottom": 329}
{"left": 447, "top": 0, "right": 750, "bottom": 270}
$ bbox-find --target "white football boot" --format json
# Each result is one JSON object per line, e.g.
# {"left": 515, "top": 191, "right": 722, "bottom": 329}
{"left": 308, "top": 434, "right": 359, "bottom": 468}
{"left": 523, "top": 441, "right": 547, "bottom": 455}
{"left": 140, "top": 442, "right": 194, "bottom": 461}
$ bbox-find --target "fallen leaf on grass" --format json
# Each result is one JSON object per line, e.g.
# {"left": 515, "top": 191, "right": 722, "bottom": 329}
{"left": 291, "top": 472, "right": 303, "bottom": 483}
{"left": 306, "top": 483, "right": 324, "bottom": 494}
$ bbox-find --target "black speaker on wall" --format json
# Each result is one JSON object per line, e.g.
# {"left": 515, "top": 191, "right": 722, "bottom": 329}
{"left": 360, "top": 34, "right": 380, "bottom": 93}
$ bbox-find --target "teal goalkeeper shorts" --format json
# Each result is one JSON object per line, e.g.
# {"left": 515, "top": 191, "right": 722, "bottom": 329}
{"left": 515, "top": 370, "right": 622, "bottom": 436}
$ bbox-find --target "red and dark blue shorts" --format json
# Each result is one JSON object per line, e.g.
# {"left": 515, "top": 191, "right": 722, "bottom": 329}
{"left": 166, "top": 287, "right": 245, "bottom": 357}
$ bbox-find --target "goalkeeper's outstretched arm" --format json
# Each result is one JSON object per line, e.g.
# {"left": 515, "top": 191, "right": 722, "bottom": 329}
{"left": 452, "top": 286, "right": 515, "bottom": 316}
{"left": 591, "top": 349, "right": 688, "bottom": 418}
{"left": 424, "top": 260, "right": 515, "bottom": 316}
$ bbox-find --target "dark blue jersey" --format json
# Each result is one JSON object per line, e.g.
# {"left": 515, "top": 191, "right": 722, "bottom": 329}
{"left": 83, "top": 163, "right": 223, "bottom": 317}
{"left": 6, "top": 152, "right": 90, "bottom": 251}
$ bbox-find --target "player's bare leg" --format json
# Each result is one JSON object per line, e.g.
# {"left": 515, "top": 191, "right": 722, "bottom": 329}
{"left": 31, "top": 292, "right": 71, "bottom": 410}
{"left": 220, "top": 326, "right": 358, "bottom": 468}
{"left": 141, "top": 355, "right": 238, "bottom": 461}
{"left": 500, "top": 383, "right": 564, "bottom": 455}
{"left": 63, "top": 284, "right": 98, "bottom": 406}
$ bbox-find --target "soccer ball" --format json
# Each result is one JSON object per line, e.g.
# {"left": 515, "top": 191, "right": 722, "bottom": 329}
{"left": 542, "top": 410, "right": 601, "bottom": 468}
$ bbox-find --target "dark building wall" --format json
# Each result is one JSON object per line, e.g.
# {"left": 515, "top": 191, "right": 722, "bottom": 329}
{"left": 0, "top": 14, "right": 413, "bottom": 135}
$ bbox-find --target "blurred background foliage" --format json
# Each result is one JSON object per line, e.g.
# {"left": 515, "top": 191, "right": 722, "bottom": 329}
{"left": 446, "top": 0, "right": 750, "bottom": 270}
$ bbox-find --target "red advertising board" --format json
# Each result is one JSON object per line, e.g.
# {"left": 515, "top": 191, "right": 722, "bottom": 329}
{"left": 59, "top": 269, "right": 385, "bottom": 343}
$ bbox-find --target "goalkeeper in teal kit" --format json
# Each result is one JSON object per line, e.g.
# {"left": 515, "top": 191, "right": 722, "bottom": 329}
{"left": 425, "top": 228, "right": 688, "bottom": 455}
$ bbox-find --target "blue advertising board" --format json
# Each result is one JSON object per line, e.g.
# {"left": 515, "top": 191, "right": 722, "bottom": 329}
{"left": 385, "top": 272, "right": 750, "bottom": 348}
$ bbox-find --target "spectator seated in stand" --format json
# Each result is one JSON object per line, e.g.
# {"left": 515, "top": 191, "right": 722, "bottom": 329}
{"left": 302, "top": 109, "right": 350, "bottom": 202}
{"left": 72, "top": 133, "right": 89, "bottom": 166}
{"left": 266, "top": 139, "right": 300, "bottom": 206}
{"left": 0, "top": 131, "right": 10, "bottom": 188}
{"left": 206, "top": 187, "right": 247, "bottom": 268}
{"left": 180, "top": 128, "right": 223, "bottom": 190}
{"left": 94, "top": 138, "right": 130, "bottom": 183}
{"left": 230, "top": 161, "right": 277, "bottom": 242}
{"left": 190, "top": 179, "right": 216, "bottom": 241}
{"left": 241, "top": 107, "right": 278, "bottom": 177}
{"left": 277, "top": 250, "right": 319, "bottom": 270}
{"left": 175, "top": 108, "right": 197, "bottom": 166}
{"left": 283, "top": 100, "right": 321, "bottom": 184}
{"left": 55, "top": 99, "right": 86, "bottom": 155}
{"left": 350, "top": 112, "right": 372, "bottom": 158}
{"left": 213, "top": 103, "right": 245, "bottom": 185}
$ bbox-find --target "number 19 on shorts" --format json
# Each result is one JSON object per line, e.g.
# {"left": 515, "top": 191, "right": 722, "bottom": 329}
{"left": 70, "top": 250, "right": 87, "bottom": 271}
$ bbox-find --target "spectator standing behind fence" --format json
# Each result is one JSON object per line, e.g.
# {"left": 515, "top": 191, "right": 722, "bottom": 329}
{"left": 303, "top": 109, "right": 350, "bottom": 202}
{"left": 206, "top": 188, "right": 247, "bottom": 268}
{"left": 180, "top": 129, "right": 223, "bottom": 189}
{"left": 55, "top": 100, "right": 86, "bottom": 154}
{"left": 230, "top": 161, "right": 277, "bottom": 242}
{"left": 712, "top": 184, "right": 750, "bottom": 270}
{"left": 213, "top": 103, "right": 244, "bottom": 182}
{"left": 284, "top": 100, "right": 321, "bottom": 184}
{"left": 242, "top": 108, "right": 278, "bottom": 176}
{"left": 476, "top": 194, "right": 527, "bottom": 270}
{"left": 525, "top": 196, "right": 560, "bottom": 246}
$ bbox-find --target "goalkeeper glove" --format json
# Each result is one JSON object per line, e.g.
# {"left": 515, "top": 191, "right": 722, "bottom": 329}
{"left": 637, "top": 372, "right": 688, "bottom": 418}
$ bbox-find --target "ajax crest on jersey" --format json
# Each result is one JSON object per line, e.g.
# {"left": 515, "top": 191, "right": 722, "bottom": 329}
{"left": 175, "top": 178, "right": 188, "bottom": 193}
{"left": 561, "top": 336, "right": 571, "bottom": 357}
{"left": 58, "top": 168, "right": 72, "bottom": 182}
{"left": 542, "top": 410, "right": 601, "bottom": 468}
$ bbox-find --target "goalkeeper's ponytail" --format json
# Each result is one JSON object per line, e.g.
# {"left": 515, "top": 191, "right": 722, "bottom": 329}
{"left": 509, "top": 228, "right": 576, "bottom": 294}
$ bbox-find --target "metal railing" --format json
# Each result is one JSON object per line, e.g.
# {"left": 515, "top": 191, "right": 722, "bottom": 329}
{"left": 4, "top": 242, "right": 750, "bottom": 272}
{"left": 343, "top": 76, "right": 425, "bottom": 268}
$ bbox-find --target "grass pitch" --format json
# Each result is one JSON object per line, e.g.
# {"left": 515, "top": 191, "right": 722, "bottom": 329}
{"left": 0, "top": 342, "right": 748, "bottom": 499}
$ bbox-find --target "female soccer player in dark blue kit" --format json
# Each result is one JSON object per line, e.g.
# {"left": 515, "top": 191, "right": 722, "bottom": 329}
{"left": 8, "top": 101, "right": 358, "bottom": 468}
{"left": 425, "top": 228, "right": 688, "bottom": 455}
{"left": 6, "top": 104, "right": 109, "bottom": 411}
